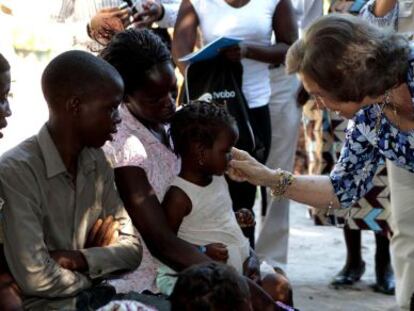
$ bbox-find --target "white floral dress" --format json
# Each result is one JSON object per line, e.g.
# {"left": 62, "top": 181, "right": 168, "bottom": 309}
{"left": 103, "top": 104, "right": 180, "bottom": 293}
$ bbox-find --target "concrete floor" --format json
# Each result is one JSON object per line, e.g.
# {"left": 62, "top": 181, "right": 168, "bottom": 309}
{"left": 261, "top": 202, "right": 398, "bottom": 311}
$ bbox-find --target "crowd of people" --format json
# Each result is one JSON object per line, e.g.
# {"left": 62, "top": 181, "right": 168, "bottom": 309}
{"left": 0, "top": 0, "right": 414, "bottom": 310}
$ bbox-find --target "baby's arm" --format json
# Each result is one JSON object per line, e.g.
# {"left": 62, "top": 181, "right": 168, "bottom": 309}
{"left": 161, "top": 186, "right": 192, "bottom": 234}
{"left": 161, "top": 187, "right": 229, "bottom": 263}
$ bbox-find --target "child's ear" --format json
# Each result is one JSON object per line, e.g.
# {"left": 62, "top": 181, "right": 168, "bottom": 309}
{"left": 66, "top": 97, "right": 80, "bottom": 116}
{"left": 195, "top": 142, "right": 206, "bottom": 166}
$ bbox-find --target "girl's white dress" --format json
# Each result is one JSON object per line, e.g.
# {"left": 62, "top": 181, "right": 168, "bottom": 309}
{"left": 157, "top": 176, "right": 250, "bottom": 294}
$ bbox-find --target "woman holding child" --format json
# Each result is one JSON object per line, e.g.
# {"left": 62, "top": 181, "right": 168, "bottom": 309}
{"left": 100, "top": 28, "right": 292, "bottom": 310}
{"left": 228, "top": 13, "right": 414, "bottom": 310}
{"left": 100, "top": 29, "right": 185, "bottom": 293}
{"left": 101, "top": 28, "right": 246, "bottom": 295}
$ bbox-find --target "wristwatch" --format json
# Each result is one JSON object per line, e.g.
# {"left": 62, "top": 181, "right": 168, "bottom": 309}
{"left": 198, "top": 245, "right": 207, "bottom": 253}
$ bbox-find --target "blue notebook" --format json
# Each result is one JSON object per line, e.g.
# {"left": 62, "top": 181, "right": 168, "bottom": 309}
{"left": 179, "top": 36, "right": 242, "bottom": 64}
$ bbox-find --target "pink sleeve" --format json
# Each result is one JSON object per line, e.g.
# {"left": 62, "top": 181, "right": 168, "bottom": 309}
{"left": 103, "top": 135, "right": 148, "bottom": 169}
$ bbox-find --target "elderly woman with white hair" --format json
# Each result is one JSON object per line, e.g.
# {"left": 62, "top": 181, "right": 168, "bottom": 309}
{"left": 228, "top": 13, "right": 414, "bottom": 310}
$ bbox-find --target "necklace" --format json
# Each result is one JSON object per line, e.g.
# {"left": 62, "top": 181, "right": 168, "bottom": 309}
{"left": 374, "top": 90, "right": 400, "bottom": 141}
{"left": 374, "top": 92, "right": 388, "bottom": 140}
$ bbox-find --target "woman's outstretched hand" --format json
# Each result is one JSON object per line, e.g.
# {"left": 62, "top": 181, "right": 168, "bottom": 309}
{"left": 227, "top": 148, "right": 276, "bottom": 187}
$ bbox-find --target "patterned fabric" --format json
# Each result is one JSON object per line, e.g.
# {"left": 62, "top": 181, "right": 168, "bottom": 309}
{"left": 103, "top": 104, "right": 180, "bottom": 294}
{"left": 304, "top": 103, "right": 390, "bottom": 232}
{"left": 329, "top": 49, "right": 414, "bottom": 209}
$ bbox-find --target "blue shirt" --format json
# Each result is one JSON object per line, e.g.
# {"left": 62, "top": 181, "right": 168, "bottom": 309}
{"left": 330, "top": 48, "right": 414, "bottom": 208}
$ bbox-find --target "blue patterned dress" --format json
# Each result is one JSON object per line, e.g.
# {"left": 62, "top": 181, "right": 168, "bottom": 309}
{"left": 330, "top": 48, "right": 414, "bottom": 208}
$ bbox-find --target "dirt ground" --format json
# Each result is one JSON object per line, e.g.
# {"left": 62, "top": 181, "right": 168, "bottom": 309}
{"left": 263, "top": 202, "right": 398, "bottom": 311}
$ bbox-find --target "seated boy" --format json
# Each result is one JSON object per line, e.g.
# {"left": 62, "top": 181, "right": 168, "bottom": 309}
{"left": 0, "top": 50, "right": 142, "bottom": 310}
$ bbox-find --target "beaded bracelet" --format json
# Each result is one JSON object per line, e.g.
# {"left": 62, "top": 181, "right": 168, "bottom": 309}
{"left": 270, "top": 169, "right": 295, "bottom": 198}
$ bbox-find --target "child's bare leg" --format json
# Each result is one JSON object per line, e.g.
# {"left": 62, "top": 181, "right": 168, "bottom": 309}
{"left": 261, "top": 271, "right": 293, "bottom": 306}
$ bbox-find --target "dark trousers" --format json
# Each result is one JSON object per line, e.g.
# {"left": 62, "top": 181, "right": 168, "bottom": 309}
{"left": 227, "top": 104, "right": 271, "bottom": 247}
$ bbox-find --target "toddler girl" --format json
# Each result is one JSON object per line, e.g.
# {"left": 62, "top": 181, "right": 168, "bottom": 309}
{"left": 157, "top": 101, "right": 292, "bottom": 306}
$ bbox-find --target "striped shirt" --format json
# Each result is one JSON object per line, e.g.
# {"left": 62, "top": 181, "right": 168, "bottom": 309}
{"left": 53, "top": 0, "right": 180, "bottom": 50}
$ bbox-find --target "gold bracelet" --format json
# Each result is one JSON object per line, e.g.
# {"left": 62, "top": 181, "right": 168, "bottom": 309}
{"left": 270, "top": 169, "right": 295, "bottom": 198}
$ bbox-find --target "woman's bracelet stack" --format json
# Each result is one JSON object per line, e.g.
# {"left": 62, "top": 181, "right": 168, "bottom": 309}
{"left": 270, "top": 169, "right": 295, "bottom": 198}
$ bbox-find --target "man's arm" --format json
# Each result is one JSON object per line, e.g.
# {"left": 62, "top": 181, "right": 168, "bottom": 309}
{"left": 0, "top": 170, "right": 91, "bottom": 297}
{"left": 78, "top": 158, "right": 142, "bottom": 279}
{"left": 52, "top": 1, "right": 130, "bottom": 47}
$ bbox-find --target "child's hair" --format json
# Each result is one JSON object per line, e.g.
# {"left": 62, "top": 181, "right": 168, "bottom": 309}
{"left": 100, "top": 28, "right": 171, "bottom": 96}
{"left": 0, "top": 53, "right": 10, "bottom": 73}
{"left": 169, "top": 262, "right": 251, "bottom": 311}
{"left": 170, "top": 100, "right": 237, "bottom": 156}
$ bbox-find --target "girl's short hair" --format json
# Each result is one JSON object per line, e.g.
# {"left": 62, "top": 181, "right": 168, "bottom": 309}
{"left": 170, "top": 100, "right": 237, "bottom": 156}
{"left": 0, "top": 53, "right": 10, "bottom": 73}
{"left": 286, "top": 14, "right": 410, "bottom": 102}
{"left": 169, "top": 262, "right": 250, "bottom": 311}
{"left": 100, "top": 29, "right": 171, "bottom": 96}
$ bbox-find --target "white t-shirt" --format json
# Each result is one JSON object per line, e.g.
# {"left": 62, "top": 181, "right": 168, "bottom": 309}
{"left": 174, "top": 176, "right": 250, "bottom": 272}
{"left": 291, "top": 0, "right": 323, "bottom": 37}
{"left": 156, "top": 175, "right": 250, "bottom": 295}
{"left": 191, "top": 0, "right": 280, "bottom": 109}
